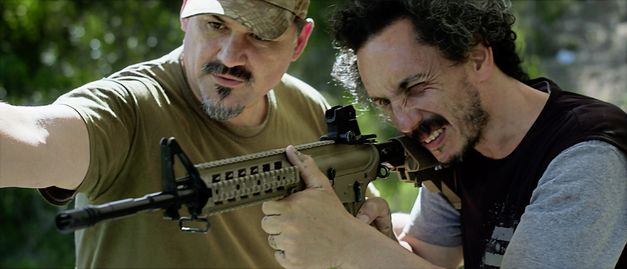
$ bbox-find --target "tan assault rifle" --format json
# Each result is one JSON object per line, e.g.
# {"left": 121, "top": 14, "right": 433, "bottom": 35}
{"left": 55, "top": 105, "right": 453, "bottom": 233}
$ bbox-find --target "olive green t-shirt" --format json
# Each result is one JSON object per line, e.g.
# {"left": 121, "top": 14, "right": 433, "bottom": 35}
{"left": 46, "top": 46, "right": 329, "bottom": 268}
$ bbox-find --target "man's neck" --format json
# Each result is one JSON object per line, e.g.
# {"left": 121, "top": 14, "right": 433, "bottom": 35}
{"left": 224, "top": 95, "right": 269, "bottom": 128}
{"left": 474, "top": 75, "right": 549, "bottom": 159}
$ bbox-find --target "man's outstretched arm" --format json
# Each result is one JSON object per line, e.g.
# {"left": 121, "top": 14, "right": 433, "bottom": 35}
{"left": 0, "top": 102, "right": 89, "bottom": 190}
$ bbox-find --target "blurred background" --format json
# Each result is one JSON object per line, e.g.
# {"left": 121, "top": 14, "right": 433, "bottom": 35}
{"left": 1, "top": 0, "right": 625, "bottom": 267}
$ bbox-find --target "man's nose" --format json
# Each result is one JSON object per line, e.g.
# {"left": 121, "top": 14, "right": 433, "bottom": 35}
{"left": 391, "top": 104, "right": 421, "bottom": 134}
{"left": 217, "top": 34, "right": 247, "bottom": 68}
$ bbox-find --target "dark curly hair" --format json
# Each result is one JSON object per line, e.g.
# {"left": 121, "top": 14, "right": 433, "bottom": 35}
{"left": 331, "top": 0, "right": 528, "bottom": 105}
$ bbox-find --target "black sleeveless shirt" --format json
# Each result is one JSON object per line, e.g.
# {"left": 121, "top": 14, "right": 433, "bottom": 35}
{"left": 457, "top": 78, "right": 627, "bottom": 268}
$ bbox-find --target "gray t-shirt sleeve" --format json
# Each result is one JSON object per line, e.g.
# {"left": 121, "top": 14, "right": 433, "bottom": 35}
{"left": 502, "top": 140, "right": 627, "bottom": 268}
{"left": 402, "top": 182, "right": 462, "bottom": 247}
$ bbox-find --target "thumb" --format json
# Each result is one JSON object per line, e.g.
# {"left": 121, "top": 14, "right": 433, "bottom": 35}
{"left": 356, "top": 197, "right": 396, "bottom": 240}
{"left": 285, "top": 145, "right": 332, "bottom": 190}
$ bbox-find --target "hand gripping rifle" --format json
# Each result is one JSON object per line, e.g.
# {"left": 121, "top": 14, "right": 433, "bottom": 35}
{"left": 55, "top": 105, "right": 447, "bottom": 233}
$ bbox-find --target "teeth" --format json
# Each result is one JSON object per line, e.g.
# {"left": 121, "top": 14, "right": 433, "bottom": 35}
{"left": 423, "top": 128, "right": 443, "bottom": 144}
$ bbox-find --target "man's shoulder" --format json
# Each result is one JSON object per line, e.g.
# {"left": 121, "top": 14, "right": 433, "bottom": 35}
{"left": 550, "top": 140, "right": 627, "bottom": 172}
{"left": 537, "top": 78, "right": 627, "bottom": 154}
{"left": 55, "top": 48, "right": 187, "bottom": 116}
{"left": 107, "top": 47, "right": 185, "bottom": 90}
{"left": 62, "top": 47, "right": 188, "bottom": 106}
{"left": 275, "top": 73, "right": 329, "bottom": 107}
{"left": 277, "top": 73, "right": 321, "bottom": 95}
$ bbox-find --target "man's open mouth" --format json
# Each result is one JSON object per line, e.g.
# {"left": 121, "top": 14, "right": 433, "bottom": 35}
{"left": 423, "top": 127, "right": 444, "bottom": 144}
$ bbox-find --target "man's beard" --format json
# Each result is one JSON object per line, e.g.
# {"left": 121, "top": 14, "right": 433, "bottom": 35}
{"left": 201, "top": 86, "right": 244, "bottom": 121}
{"left": 448, "top": 81, "right": 489, "bottom": 163}
{"left": 200, "top": 61, "right": 252, "bottom": 121}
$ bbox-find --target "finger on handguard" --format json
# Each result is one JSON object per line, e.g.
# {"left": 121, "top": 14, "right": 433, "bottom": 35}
{"left": 285, "top": 145, "right": 331, "bottom": 190}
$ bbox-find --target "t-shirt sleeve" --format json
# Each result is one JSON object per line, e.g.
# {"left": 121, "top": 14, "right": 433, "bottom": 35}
{"left": 402, "top": 184, "right": 462, "bottom": 247}
{"left": 43, "top": 79, "right": 138, "bottom": 202}
{"left": 502, "top": 140, "right": 627, "bottom": 268}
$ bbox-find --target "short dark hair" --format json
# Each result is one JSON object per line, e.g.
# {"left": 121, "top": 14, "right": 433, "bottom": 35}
{"left": 331, "top": 0, "right": 528, "bottom": 104}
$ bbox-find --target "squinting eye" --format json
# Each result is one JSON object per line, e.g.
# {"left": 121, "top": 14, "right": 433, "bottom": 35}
{"left": 371, "top": 98, "right": 390, "bottom": 108}
{"left": 249, "top": 33, "right": 268, "bottom": 42}
{"left": 207, "top": 21, "right": 225, "bottom": 30}
{"left": 407, "top": 83, "right": 428, "bottom": 96}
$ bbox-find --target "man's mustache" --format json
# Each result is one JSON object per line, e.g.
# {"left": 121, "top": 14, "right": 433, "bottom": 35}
{"left": 202, "top": 62, "right": 252, "bottom": 82}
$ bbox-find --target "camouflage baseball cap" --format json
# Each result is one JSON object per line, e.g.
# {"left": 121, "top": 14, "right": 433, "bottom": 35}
{"left": 181, "top": 0, "right": 309, "bottom": 40}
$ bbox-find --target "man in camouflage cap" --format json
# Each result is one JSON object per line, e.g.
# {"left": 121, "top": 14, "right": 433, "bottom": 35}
{"left": 1, "top": 0, "right": 329, "bottom": 268}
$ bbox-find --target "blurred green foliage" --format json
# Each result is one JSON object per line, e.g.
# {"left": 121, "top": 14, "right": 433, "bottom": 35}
{"left": 1, "top": 0, "right": 623, "bottom": 268}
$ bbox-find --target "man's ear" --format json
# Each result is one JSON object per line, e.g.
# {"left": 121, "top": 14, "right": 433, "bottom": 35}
{"left": 180, "top": 0, "right": 189, "bottom": 32}
{"left": 467, "top": 43, "right": 494, "bottom": 82}
{"left": 291, "top": 18, "right": 315, "bottom": 61}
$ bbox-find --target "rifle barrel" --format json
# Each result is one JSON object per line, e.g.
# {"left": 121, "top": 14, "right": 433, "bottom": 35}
{"left": 55, "top": 189, "right": 196, "bottom": 233}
